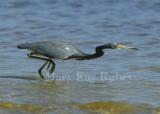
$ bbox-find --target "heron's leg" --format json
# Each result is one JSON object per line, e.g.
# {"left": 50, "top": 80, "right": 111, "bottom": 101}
{"left": 45, "top": 59, "right": 56, "bottom": 74}
{"left": 47, "top": 61, "right": 56, "bottom": 74}
{"left": 27, "top": 53, "right": 56, "bottom": 77}
{"left": 38, "top": 61, "right": 48, "bottom": 79}
{"left": 27, "top": 53, "right": 50, "bottom": 79}
{"left": 49, "top": 60, "right": 56, "bottom": 74}
{"left": 47, "top": 62, "right": 51, "bottom": 71}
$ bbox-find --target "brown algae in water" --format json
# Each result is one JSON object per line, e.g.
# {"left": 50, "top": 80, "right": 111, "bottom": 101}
{"left": 0, "top": 101, "right": 48, "bottom": 113}
{"left": 71, "top": 101, "right": 159, "bottom": 114}
{"left": 71, "top": 101, "right": 134, "bottom": 114}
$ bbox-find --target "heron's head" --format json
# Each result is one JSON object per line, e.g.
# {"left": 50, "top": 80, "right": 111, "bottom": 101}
{"left": 100, "top": 43, "right": 138, "bottom": 50}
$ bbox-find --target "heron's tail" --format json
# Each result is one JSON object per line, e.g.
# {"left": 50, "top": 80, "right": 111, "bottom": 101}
{"left": 17, "top": 43, "right": 30, "bottom": 49}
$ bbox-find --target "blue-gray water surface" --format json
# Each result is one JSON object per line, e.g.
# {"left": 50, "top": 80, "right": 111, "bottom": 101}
{"left": 0, "top": 0, "right": 160, "bottom": 114}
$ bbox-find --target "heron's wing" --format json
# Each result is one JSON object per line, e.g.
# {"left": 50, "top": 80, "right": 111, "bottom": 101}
{"left": 19, "top": 41, "right": 84, "bottom": 59}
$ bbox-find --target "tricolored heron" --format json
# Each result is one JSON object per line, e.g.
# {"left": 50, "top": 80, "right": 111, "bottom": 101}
{"left": 17, "top": 41, "right": 138, "bottom": 79}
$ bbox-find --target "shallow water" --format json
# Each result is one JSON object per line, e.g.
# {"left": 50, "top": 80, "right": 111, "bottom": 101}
{"left": 0, "top": 0, "right": 160, "bottom": 114}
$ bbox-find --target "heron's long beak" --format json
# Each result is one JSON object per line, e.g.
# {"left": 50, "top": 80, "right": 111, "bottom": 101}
{"left": 116, "top": 44, "right": 139, "bottom": 50}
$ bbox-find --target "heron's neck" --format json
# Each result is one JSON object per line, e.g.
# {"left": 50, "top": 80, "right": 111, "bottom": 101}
{"left": 77, "top": 46, "right": 105, "bottom": 60}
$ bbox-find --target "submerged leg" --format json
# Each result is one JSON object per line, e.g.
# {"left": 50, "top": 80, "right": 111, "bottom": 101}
{"left": 27, "top": 53, "right": 56, "bottom": 79}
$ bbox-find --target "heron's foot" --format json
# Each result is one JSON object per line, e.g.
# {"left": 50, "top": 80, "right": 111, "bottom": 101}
{"left": 47, "top": 60, "right": 55, "bottom": 74}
